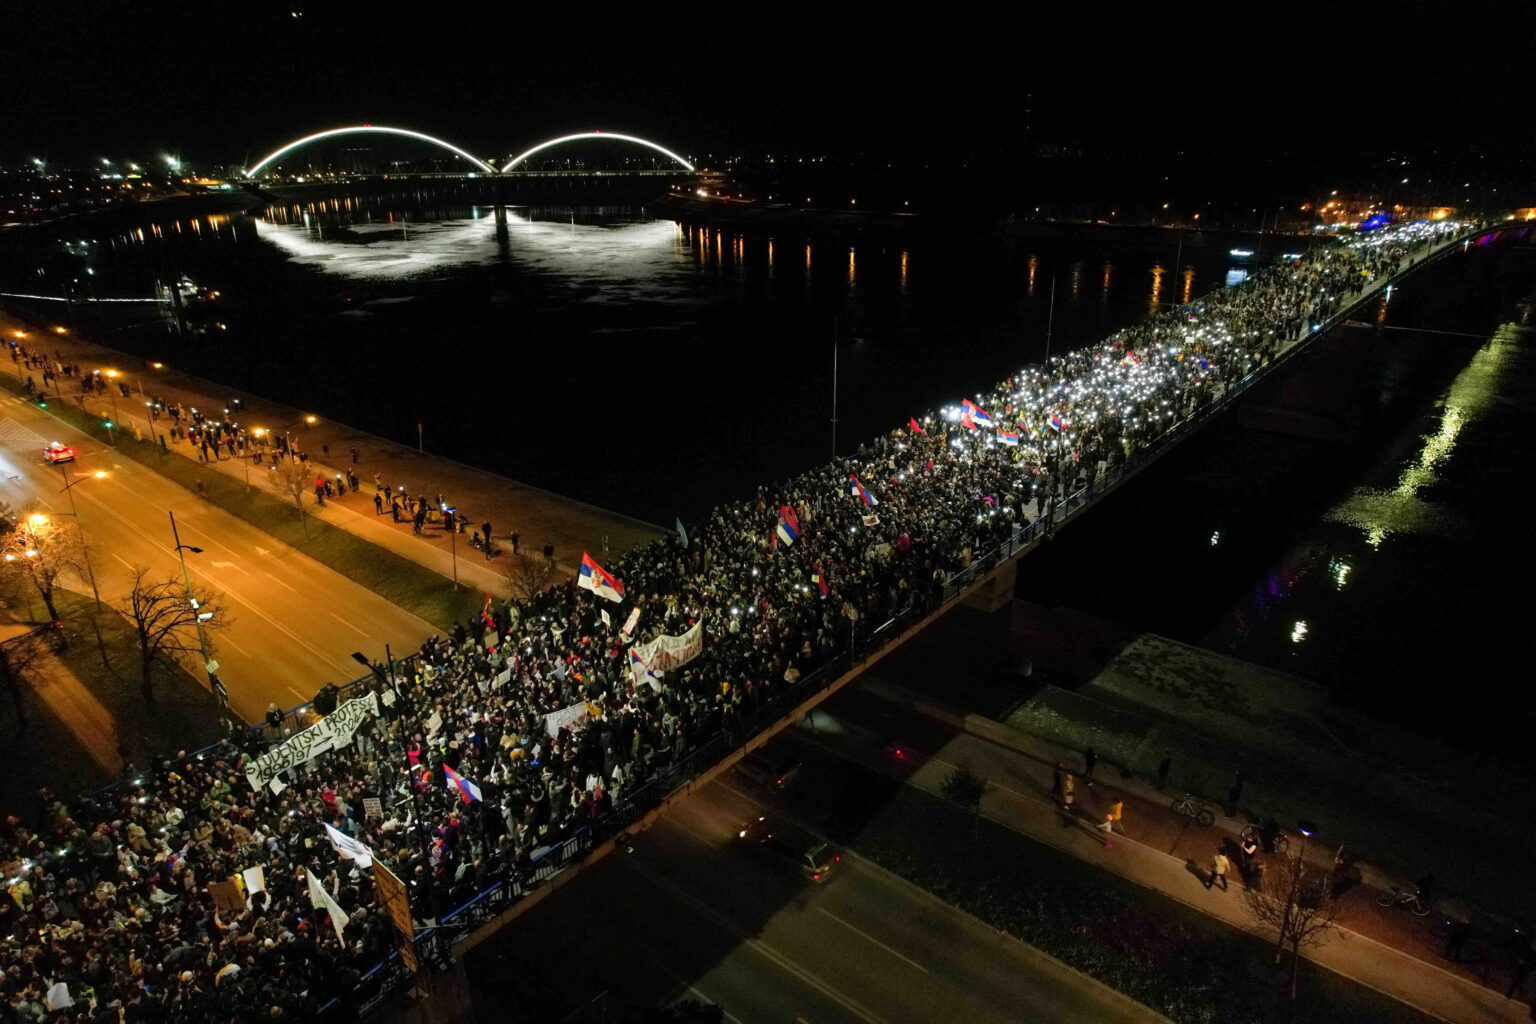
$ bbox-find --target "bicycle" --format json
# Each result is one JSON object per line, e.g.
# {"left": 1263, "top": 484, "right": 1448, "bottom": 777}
{"left": 1240, "top": 823, "right": 1290, "bottom": 855}
{"left": 1376, "top": 885, "right": 1432, "bottom": 916}
{"left": 1170, "top": 793, "right": 1215, "bottom": 826}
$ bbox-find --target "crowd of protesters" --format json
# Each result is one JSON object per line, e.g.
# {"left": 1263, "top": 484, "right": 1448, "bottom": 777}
{"left": 0, "top": 219, "right": 1470, "bottom": 1022}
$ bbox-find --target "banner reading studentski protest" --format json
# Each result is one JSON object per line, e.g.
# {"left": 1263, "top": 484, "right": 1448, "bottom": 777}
{"left": 244, "top": 692, "right": 380, "bottom": 791}
{"left": 628, "top": 621, "right": 704, "bottom": 683}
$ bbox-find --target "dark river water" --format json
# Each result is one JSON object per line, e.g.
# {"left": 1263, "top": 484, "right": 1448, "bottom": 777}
{"left": 2, "top": 196, "right": 1527, "bottom": 751}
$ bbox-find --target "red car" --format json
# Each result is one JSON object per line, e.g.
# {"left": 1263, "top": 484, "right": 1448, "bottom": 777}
{"left": 41, "top": 442, "right": 76, "bottom": 464}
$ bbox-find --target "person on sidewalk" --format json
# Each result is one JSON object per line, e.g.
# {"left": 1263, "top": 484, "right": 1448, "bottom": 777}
{"left": 1108, "top": 799, "right": 1123, "bottom": 834}
{"left": 1225, "top": 770, "right": 1243, "bottom": 818}
{"left": 351, "top": 447, "right": 359, "bottom": 463}
{"left": 374, "top": 491, "right": 384, "bottom": 515}
{"left": 1239, "top": 833, "right": 1260, "bottom": 880}
{"left": 511, "top": 530, "right": 520, "bottom": 555}
{"left": 1095, "top": 812, "right": 1114, "bottom": 847}
{"left": 1206, "top": 849, "right": 1230, "bottom": 891}
{"left": 1156, "top": 751, "right": 1171, "bottom": 791}
{"left": 1083, "top": 745, "right": 1097, "bottom": 783}
{"left": 543, "top": 542, "right": 555, "bottom": 569}
{"left": 482, "top": 522, "right": 493, "bottom": 560}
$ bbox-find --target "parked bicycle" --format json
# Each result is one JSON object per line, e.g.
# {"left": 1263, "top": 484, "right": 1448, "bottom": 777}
{"left": 1377, "top": 885, "right": 1432, "bottom": 916}
{"left": 1241, "top": 823, "right": 1289, "bottom": 855}
{"left": 1170, "top": 793, "right": 1215, "bottom": 826}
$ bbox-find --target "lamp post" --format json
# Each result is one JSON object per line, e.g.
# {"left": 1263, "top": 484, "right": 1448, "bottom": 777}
{"left": 169, "top": 510, "right": 224, "bottom": 718}
{"left": 53, "top": 467, "right": 107, "bottom": 608}
{"left": 1277, "top": 818, "right": 1319, "bottom": 975}
{"left": 831, "top": 319, "right": 864, "bottom": 460}
{"left": 441, "top": 505, "right": 460, "bottom": 590}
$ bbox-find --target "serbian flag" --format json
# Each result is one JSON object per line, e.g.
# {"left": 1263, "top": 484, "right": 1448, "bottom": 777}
{"left": 998, "top": 431, "right": 1020, "bottom": 446}
{"left": 480, "top": 593, "right": 496, "bottom": 629}
{"left": 1047, "top": 413, "right": 1065, "bottom": 432}
{"left": 963, "top": 399, "right": 994, "bottom": 428}
{"left": 775, "top": 504, "right": 799, "bottom": 546}
{"left": 578, "top": 552, "right": 625, "bottom": 603}
{"left": 442, "top": 764, "right": 483, "bottom": 804}
{"left": 1123, "top": 351, "right": 1141, "bottom": 365}
{"left": 850, "top": 475, "right": 878, "bottom": 506}
{"left": 909, "top": 417, "right": 927, "bottom": 435}
{"left": 811, "top": 563, "right": 829, "bottom": 597}
{"left": 960, "top": 408, "right": 977, "bottom": 431}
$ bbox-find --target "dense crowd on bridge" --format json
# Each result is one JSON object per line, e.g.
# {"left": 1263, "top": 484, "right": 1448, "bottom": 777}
{"left": 0, "top": 219, "right": 1469, "bottom": 1022}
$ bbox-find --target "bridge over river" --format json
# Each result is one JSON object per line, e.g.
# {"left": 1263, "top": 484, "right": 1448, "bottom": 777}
{"left": 281, "top": 215, "right": 1486, "bottom": 1016}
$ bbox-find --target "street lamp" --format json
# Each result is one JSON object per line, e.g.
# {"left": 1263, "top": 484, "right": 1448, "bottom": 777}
{"left": 168, "top": 510, "right": 224, "bottom": 719}
{"left": 441, "top": 505, "right": 460, "bottom": 590}
{"left": 831, "top": 319, "right": 864, "bottom": 459}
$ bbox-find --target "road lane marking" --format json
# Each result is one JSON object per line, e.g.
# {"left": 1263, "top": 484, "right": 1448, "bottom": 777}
{"left": 814, "top": 907, "right": 930, "bottom": 974}
{"left": 255, "top": 546, "right": 272, "bottom": 557}
{"left": 74, "top": 484, "right": 358, "bottom": 676}
{"left": 643, "top": 955, "right": 746, "bottom": 1024}
{"left": 328, "top": 612, "right": 369, "bottom": 638}
{"left": 110, "top": 552, "right": 138, "bottom": 572}
{"left": 210, "top": 560, "right": 248, "bottom": 573}
{"left": 620, "top": 856, "right": 888, "bottom": 1024}
{"left": 287, "top": 686, "right": 308, "bottom": 701}
{"left": 263, "top": 570, "right": 301, "bottom": 595}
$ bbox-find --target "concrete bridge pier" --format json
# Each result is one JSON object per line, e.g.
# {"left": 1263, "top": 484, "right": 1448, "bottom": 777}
{"left": 493, "top": 203, "right": 509, "bottom": 256}
{"left": 964, "top": 558, "right": 1018, "bottom": 612}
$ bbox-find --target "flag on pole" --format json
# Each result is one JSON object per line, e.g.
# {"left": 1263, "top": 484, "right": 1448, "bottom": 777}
{"left": 480, "top": 593, "right": 496, "bottom": 629}
{"left": 909, "top": 417, "right": 926, "bottom": 435}
{"left": 1047, "top": 413, "right": 1065, "bottom": 432}
{"left": 306, "top": 867, "right": 351, "bottom": 942}
{"left": 775, "top": 505, "right": 799, "bottom": 546}
{"left": 442, "top": 764, "right": 483, "bottom": 804}
{"left": 850, "top": 475, "right": 878, "bottom": 506}
{"left": 323, "top": 823, "right": 375, "bottom": 870}
{"left": 960, "top": 408, "right": 976, "bottom": 431}
{"left": 675, "top": 517, "right": 689, "bottom": 549}
{"left": 578, "top": 553, "right": 625, "bottom": 603}
{"left": 963, "top": 399, "right": 994, "bottom": 428}
{"left": 629, "top": 649, "right": 661, "bottom": 691}
{"left": 998, "top": 431, "right": 1020, "bottom": 446}
{"left": 811, "top": 563, "right": 829, "bottom": 597}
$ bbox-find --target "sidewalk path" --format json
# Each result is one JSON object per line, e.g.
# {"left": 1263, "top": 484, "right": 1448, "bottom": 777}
{"left": 815, "top": 680, "right": 1529, "bottom": 1023}
{"left": 0, "top": 312, "right": 666, "bottom": 597}
{"left": 0, "top": 624, "right": 118, "bottom": 775}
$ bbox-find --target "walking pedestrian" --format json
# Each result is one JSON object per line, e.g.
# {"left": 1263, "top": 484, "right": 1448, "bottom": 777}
{"left": 1206, "top": 849, "right": 1230, "bottom": 891}
{"left": 1108, "top": 799, "right": 1123, "bottom": 834}
{"left": 1225, "top": 770, "right": 1243, "bottom": 818}
{"left": 1444, "top": 919, "right": 1472, "bottom": 962}
{"left": 481, "top": 521, "right": 493, "bottom": 560}
{"left": 374, "top": 491, "right": 384, "bottom": 515}
{"left": 542, "top": 542, "right": 555, "bottom": 568}
{"left": 1083, "top": 745, "right": 1097, "bottom": 782}
{"left": 1096, "top": 812, "right": 1114, "bottom": 847}
{"left": 1052, "top": 762, "right": 1064, "bottom": 802}
{"left": 1156, "top": 751, "right": 1171, "bottom": 791}
{"left": 510, "top": 530, "right": 520, "bottom": 555}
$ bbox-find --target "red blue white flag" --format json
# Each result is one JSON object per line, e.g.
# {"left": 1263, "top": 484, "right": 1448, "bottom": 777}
{"left": 850, "top": 475, "right": 878, "bottom": 506}
{"left": 775, "top": 504, "right": 799, "bottom": 546}
{"left": 1047, "top": 413, "right": 1065, "bottom": 432}
{"left": 963, "top": 399, "right": 994, "bottom": 428}
{"left": 578, "top": 552, "right": 625, "bottom": 603}
{"left": 998, "top": 432, "right": 1020, "bottom": 446}
{"left": 442, "top": 764, "right": 483, "bottom": 804}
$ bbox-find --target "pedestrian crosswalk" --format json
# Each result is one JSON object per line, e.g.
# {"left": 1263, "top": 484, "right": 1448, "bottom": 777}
{"left": 0, "top": 417, "right": 48, "bottom": 448}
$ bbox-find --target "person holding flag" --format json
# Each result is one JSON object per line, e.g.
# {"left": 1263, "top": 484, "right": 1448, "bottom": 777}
{"left": 578, "top": 552, "right": 625, "bottom": 603}
{"left": 850, "top": 475, "right": 878, "bottom": 506}
{"left": 909, "top": 417, "right": 926, "bottom": 435}
{"left": 811, "top": 563, "right": 829, "bottom": 597}
{"left": 443, "top": 763, "right": 483, "bottom": 804}
{"left": 775, "top": 504, "right": 799, "bottom": 546}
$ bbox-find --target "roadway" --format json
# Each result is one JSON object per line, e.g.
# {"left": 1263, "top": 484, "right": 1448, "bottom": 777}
{"left": 0, "top": 390, "right": 439, "bottom": 722}
{"left": 464, "top": 777, "right": 1166, "bottom": 1024}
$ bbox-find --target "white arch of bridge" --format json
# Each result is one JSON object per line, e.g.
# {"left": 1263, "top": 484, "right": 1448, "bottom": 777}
{"left": 499, "top": 131, "right": 694, "bottom": 173}
{"left": 244, "top": 126, "right": 497, "bottom": 177}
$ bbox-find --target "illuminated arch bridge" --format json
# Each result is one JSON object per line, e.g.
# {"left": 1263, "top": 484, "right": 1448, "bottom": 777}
{"left": 242, "top": 126, "right": 694, "bottom": 178}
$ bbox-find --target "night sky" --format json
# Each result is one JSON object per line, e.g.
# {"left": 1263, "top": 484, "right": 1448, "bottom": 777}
{"left": 6, "top": 1, "right": 1535, "bottom": 176}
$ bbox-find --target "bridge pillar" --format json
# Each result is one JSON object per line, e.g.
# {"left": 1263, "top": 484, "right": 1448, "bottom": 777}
{"left": 394, "top": 961, "right": 474, "bottom": 1024}
{"left": 964, "top": 558, "right": 1018, "bottom": 613}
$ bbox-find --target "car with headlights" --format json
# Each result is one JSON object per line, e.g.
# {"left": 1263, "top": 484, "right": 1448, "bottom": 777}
{"left": 41, "top": 443, "right": 76, "bottom": 464}
{"left": 734, "top": 749, "right": 802, "bottom": 793}
{"left": 737, "top": 815, "right": 840, "bottom": 882}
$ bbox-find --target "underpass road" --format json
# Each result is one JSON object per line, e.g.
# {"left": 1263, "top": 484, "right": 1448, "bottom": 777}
{"left": 470, "top": 778, "right": 1169, "bottom": 1024}
{"left": 0, "top": 393, "right": 439, "bottom": 722}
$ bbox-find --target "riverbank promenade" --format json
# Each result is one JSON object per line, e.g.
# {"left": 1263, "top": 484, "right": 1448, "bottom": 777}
{"left": 0, "top": 312, "right": 666, "bottom": 597}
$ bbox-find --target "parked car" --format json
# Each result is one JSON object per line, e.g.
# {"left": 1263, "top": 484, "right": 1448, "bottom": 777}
{"left": 737, "top": 815, "right": 840, "bottom": 882}
{"left": 734, "top": 750, "right": 802, "bottom": 793}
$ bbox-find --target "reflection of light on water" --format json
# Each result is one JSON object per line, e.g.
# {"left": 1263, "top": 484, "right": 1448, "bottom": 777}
{"left": 1328, "top": 323, "right": 1521, "bottom": 546}
{"left": 1290, "top": 620, "right": 1309, "bottom": 643}
{"left": 1328, "top": 557, "right": 1351, "bottom": 589}
{"left": 255, "top": 209, "right": 684, "bottom": 292}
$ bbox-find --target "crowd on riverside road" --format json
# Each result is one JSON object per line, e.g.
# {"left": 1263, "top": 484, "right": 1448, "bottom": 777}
{"left": 0, "top": 219, "right": 1472, "bottom": 1022}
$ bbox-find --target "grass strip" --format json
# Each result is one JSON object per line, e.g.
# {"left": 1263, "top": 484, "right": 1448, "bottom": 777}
{"left": 6, "top": 379, "right": 480, "bottom": 630}
{"left": 781, "top": 753, "right": 1437, "bottom": 1024}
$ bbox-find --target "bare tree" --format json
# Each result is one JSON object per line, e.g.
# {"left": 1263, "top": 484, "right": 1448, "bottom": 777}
{"left": 1242, "top": 847, "right": 1343, "bottom": 1000}
{"left": 508, "top": 551, "right": 560, "bottom": 603}
{"left": 270, "top": 457, "right": 313, "bottom": 539}
{"left": 0, "top": 506, "right": 85, "bottom": 622}
{"left": 119, "top": 566, "right": 229, "bottom": 705}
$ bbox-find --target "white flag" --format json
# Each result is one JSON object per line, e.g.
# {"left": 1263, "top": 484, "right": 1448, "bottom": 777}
{"left": 323, "top": 823, "right": 375, "bottom": 870}
{"left": 242, "top": 866, "right": 266, "bottom": 895}
{"left": 601, "top": 609, "right": 611, "bottom": 628}
{"left": 305, "top": 867, "right": 350, "bottom": 942}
